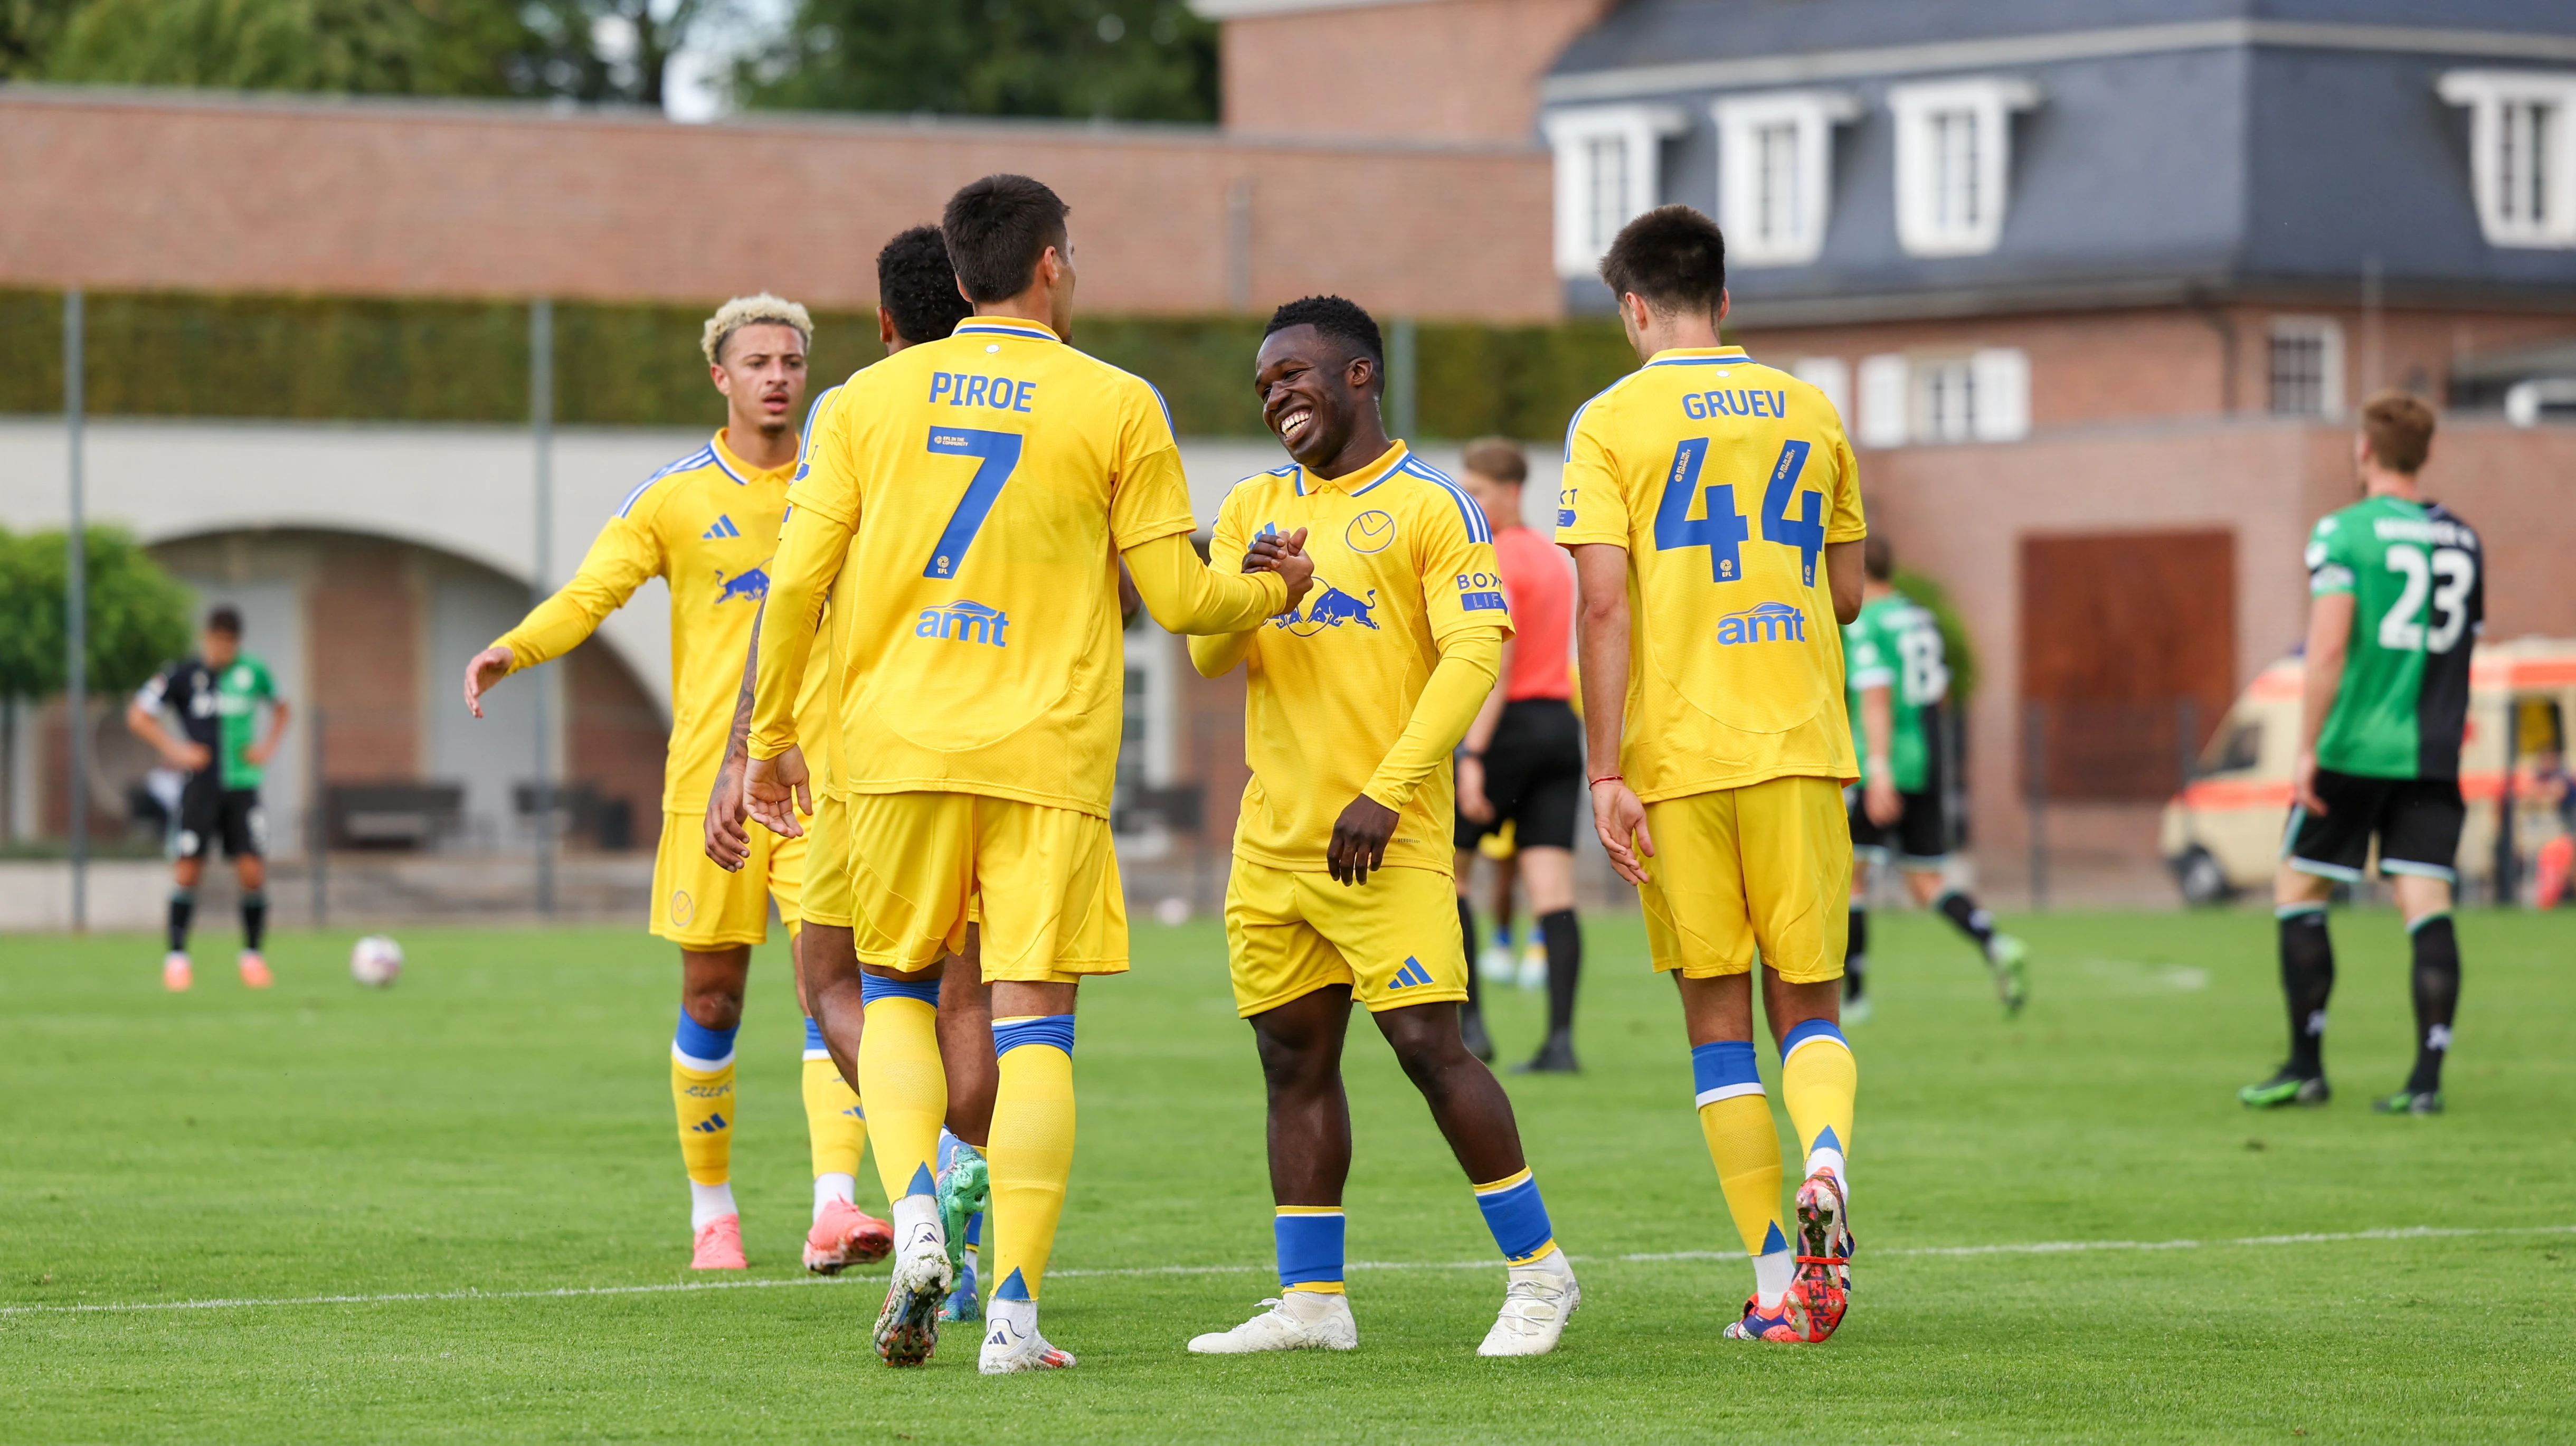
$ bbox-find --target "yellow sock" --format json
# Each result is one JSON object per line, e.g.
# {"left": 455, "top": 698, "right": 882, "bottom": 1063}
{"left": 671, "top": 1013, "right": 739, "bottom": 1189}
{"left": 1779, "top": 1019, "right": 1856, "bottom": 1183}
{"left": 988, "top": 1016, "right": 1077, "bottom": 1305}
{"left": 855, "top": 982, "right": 946, "bottom": 1206}
{"left": 1697, "top": 1093, "right": 1786, "bottom": 1258}
{"left": 801, "top": 1032, "right": 866, "bottom": 1182}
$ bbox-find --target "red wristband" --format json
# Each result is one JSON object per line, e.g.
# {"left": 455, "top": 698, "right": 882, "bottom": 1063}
{"left": 1588, "top": 774, "right": 1624, "bottom": 788}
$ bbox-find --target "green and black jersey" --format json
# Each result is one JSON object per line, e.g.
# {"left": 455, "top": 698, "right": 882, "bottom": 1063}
{"left": 2305, "top": 496, "right": 2483, "bottom": 780}
{"left": 1842, "top": 593, "right": 1948, "bottom": 792}
{"left": 136, "top": 654, "right": 279, "bottom": 790}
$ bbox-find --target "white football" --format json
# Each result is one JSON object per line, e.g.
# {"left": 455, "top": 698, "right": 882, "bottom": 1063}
{"left": 350, "top": 934, "right": 404, "bottom": 988}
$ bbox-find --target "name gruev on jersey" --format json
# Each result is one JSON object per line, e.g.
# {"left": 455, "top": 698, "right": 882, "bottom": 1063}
{"left": 926, "top": 371, "right": 1037, "bottom": 412}
{"left": 1680, "top": 387, "right": 1794, "bottom": 421}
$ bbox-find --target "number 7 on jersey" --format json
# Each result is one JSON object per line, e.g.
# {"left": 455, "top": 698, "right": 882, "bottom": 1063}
{"left": 923, "top": 427, "right": 1024, "bottom": 579}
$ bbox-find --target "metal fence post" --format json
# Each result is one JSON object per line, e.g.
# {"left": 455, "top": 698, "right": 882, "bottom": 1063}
{"left": 2024, "top": 698, "right": 2048, "bottom": 912}
{"left": 531, "top": 298, "right": 556, "bottom": 917}
{"left": 1388, "top": 316, "right": 1418, "bottom": 443}
{"left": 308, "top": 706, "right": 327, "bottom": 927}
{"left": 64, "top": 289, "right": 88, "bottom": 933}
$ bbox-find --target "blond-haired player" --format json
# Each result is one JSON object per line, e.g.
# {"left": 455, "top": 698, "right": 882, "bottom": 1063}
{"left": 742, "top": 174, "right": 1311, "bottom": 1373}
{"left": 462, "top": 294, "right": 872, "bottom": 1271}
{"left": 1560, "top": 205, "right": 1866, "bottom": 1345}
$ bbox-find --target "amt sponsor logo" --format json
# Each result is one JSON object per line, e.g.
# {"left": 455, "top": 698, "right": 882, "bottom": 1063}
{"left": 914, "top": 600, "right": 1010, "bottom": 647}
{"left": 1715, "top": 600, "right": 1805, "bottom": 645}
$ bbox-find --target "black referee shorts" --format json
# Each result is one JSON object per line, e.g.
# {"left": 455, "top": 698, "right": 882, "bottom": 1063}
{"left": 1455, "top": 698, "right": 1584, "bottom": 853}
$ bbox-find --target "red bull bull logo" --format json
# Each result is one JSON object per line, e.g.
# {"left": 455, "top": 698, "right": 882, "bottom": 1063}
{"left": 714, "top": 564, "right": 771, "bottom": 605}
{"left": 1270, "top": 577, "right": 1380, "bottom": 637}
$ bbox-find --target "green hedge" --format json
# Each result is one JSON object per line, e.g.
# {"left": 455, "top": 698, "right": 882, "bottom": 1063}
{"left": 0, "top": 289, "right": 1636, "bottom": 440}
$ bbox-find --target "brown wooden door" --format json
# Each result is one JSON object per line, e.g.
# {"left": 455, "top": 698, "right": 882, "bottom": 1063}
{"left": 2020, "top": 529, "right": 2236, "bottom": 800}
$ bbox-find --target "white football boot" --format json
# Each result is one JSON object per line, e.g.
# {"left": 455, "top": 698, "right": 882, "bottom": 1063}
{"left": 871, "top": 1198, "right": 952, "bottom": 1367}
{"left": 979, "top": 1298, "right": 1077, "bottom": 1374}
{"left": 1476, "top": 943, "right": 1517, "bottom": 983}
{"left": 1187, "top": 1291, "right": 1359, "bottom": 1354}
{"left": 1478, "top": 1251, "right": 1580, "bottom": 1356}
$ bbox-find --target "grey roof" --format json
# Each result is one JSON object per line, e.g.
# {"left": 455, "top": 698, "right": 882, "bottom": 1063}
{"left": 1546, "top": 0, "right": 2576, "bottom": 320}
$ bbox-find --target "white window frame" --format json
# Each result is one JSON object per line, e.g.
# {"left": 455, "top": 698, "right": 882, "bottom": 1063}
{"left": 1888, "top": 77, "right": 2040, "bottom": 258}
{"left": 1914, "top": 355, "right": 1978, "bottom": 443}
{"left": 2437, "top": 70, "right": 2576, "bottom": 249}
{"left": 2268, "top": 316, "right": 2346, "bottom": 420}
{"left": 1542, "top": 103, "right": 1689, "bottom": 279}
{"left": 1857, "top": 353, "right": 1911, "bottom": 448}
{"left": 1711, "top": 89, "right": 1860, "bottom": 268}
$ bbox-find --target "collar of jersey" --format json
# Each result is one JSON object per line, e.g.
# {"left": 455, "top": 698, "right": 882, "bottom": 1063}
{"left": 1296, "top": 440, "right": 1408, "bottom": 497}
{"left": 952, "top": 317, "right": 1060, "bottom": 343}
{"left": 1645, "top": 345, "right": 1755, "bottom": 367}
{"left": 708, "top": 428, "right": 790, "bottom": 485}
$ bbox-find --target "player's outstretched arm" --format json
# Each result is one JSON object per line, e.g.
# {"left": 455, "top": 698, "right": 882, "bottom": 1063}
{"left": 1125, "top": 530, "right": 1307, "bottom": 637}
{"left": 1328, "top": 628, "right": 1504, "bottom": 885}
{"left": 467, "top": 524, "right": 657, "bottom": 717}
{"left": 1571, "top": 543, "right": 1652, "bottom": 884}
{"left": 2293, "top": 591, "right": 2356, "bottom": 815}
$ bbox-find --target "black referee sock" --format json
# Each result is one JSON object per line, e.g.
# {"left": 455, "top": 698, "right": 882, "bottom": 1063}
{"left": 167, "top": 890, "right": 195, "bottom": 953}
{"left": 2279, "top": 905, "right": 2335, "bottom": 1079}
{"left": 241, "top": 891, "right": 268, "bottom": 952}
{"left": 1845, "top": 906, "right": 1868, "bottom": 1003}
{"left": 1456, "top": 894, "right": 1482, "bottom": 1018}
{"left": 1934, "top": 889, "right": 1997, "bottom": 953}
{"left": 1538, "top": 908, "right": 1580, "bottom": 1037}
{"left": 2405, "top": 913, "right": 2460, "bottom": 1095}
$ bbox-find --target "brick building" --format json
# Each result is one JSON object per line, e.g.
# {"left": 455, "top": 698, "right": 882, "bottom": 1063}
{"left": 7, "top": 0, "right": 2576, "bottom": 896}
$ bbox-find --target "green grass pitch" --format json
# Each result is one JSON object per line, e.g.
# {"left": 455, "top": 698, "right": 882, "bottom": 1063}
{"left": 3, "top": 906, "right": 2572, "bottom": 1442}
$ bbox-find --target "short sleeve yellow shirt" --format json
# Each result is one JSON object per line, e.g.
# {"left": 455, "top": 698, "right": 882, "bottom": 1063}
{"left": 1555, "top": 345, "right": 1865, "bottom": 801}
{"left": 1211, "top": 442, "right": 1512, "bottom": 874}
{"left": 785, "top": 318, "right": 1197, "bottom": 818}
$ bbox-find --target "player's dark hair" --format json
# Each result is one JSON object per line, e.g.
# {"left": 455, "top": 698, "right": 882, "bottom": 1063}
{"left": 1264, "top": 296, "right": 1384, "bottom": 385}
{"left": 1599, "top": 205, "right": 1726, "bottom": 319}
{"left": 2362, "top": 391, "right": 2436, "bottom": 476}
{"left": 1863, "top": 533, "right": 1895, "bottom": 581}
{"left": 877, "top": 224, "right": 974, "bottom": 345}
{"left": 942, "top": 175, "right": 1070, "bottom": 304}
{"left": 1462, "top": 437, "right": 1527, "bottom": 486}
{"left": 206, "top": 605, "right": 243, "bottom": 637}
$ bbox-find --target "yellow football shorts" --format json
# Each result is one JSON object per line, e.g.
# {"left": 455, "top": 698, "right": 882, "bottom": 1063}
{"left": 651, "top": 808, "right": 806, "bottom": 950}
{"left": 799, "top": 791, "right": 853, "bottom": 931}
{"left": 1225, "top": 859, "right": 1469, "bottom": 1018}
{"left": 1636, "top": 774, "right": 1851, "bottom": 985}
{"left": 841, "top": 790, "right": 1128, "bottom": 984}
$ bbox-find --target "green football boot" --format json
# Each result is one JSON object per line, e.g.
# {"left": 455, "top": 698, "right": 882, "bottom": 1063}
{"left": 935, "top": 1140, "right": 989, "bottom": 1285}
{"left": 1986, "top": 933, "right": 2030, "bottom": 1017}
{"left": 2372, "top": 1089, "right": 2444, "bottom": 1116}
{"left": 2238, "top": 1067, "right": 2330, "bottom": 1108}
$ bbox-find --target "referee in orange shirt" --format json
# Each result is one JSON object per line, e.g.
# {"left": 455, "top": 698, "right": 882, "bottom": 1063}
{"left": 1452, "top": 438, "right": 1587, "bottom": 1073}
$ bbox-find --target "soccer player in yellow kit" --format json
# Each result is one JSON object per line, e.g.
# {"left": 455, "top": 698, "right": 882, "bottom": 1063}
{"left": 741, "top": 174, "right": 1312, "bottom": 1373}
{"left": 1558, "top": 206, "right": 1868, "bottom": 1345}
{"left": 1182, "top": 297, "right": 1579, "bottom": 1360}
{"left": 462, "top": 294, "right": 846, "bottom": 1271}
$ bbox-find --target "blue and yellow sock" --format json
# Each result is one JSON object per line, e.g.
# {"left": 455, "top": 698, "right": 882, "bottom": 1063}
{"left": 989, "top": 1014, "right": 1076, "bottom": 1306}
{"left": 801, "top": 1016, "right": 866, "bottom": 1216}
{"left": 1275, "top": 1206, "right": 1346, "bottom": 1294}
{"left": 672, "top": 1012, "right": 738, "bottom": 1228}
{"left": 1472, "top": 1167, "right": 1561, "bottom": 1268}
{"left": 1779, "top": 1019, "right": 1856, "bottom": 1187}
{"left": 1692, "top": 1039, "right": 1791, "bottom": 1306}
{"left": 856, "top": 974, "right": 946, "bottom": 1217}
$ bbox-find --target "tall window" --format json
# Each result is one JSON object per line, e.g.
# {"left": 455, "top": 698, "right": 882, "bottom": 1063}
{"left": 1543, "top": 105, "right": 1688, "bottom": 278}
{"left": 1917, "top": 357, "right": 1977, "bottom": 443}
{"left": 1712, "top": 90, "right": 1859, "bottom": 268}
{"left": 2268, "top": 318, "right": 2345, "bottom": 419}
{"left": 2439, "top": 71, "right": 2576, "bottom": 249}
{"left": 1857, "top": 349, "right": 2031, "bottom": 447}
{"left": 1889, "top": 78, "right": 2040, "bottom": 258}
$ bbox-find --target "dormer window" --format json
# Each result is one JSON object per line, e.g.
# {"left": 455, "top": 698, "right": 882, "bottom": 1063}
{"left": 2438, "top": 70, "right": 2576, "bottom": 249}
{"left": 1543, "top": 104, "right": 1689, "bottom": 278}
{"left": 1888, "top": 78, "right": 2040, "bottom": 258}
{"left": 1712, "top": 90, "right": 1859, "bottom": 267}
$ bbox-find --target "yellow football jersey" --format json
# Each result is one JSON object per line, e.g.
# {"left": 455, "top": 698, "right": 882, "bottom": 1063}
{"left": 1555, "top": 344, "right": 1865, "bottom": 801}
{"left": 1211, "top": 442, "right": 1512, "bottom": 874}
{"left": 492, "top": 428, "right": 832, "bottom": 814}
{"left": 765, "top": 317, "right": 1225, "bottom": 818}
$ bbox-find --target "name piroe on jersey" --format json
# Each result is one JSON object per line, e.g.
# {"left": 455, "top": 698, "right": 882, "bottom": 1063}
{"left": 1556, "top": 345, "right": 1864, "bottom": 801}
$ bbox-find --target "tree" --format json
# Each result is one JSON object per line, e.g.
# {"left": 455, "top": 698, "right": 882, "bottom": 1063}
{"left": 734, "top": 0, "right": 1217, "bottom": 123}
{"left": 0, "top": 0, "right": 81, "bottom": 78}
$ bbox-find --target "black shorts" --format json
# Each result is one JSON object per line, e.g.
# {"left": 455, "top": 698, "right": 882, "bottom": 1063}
{"left": 1849, "top": 787, "right": 1948, "bottom": 864}
{"left": 1454, "top": 698, "right": 1583, "bottom": 853}
{"left": 174, "top": 773, "right": 266, "bottom": 861}
{"left": 2284, "top": 769, "right": 2464, "bottom": 883}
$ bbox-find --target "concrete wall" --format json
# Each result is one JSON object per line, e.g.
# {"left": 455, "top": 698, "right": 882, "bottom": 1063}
{"left": 0, "top": 87, "right": 1559, "bottom": 322}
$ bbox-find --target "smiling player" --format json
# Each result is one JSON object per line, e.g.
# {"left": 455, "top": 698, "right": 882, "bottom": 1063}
{"left": 1183, "top": 297, "right": 1579, "bottom": 1359}
{"left": 463, "top": 294, "right": 835, "bottom": 1271}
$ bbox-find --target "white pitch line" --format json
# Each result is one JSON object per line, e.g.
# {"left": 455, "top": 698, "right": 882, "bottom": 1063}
{"left": 6, "top": 1223, "right": 2568, "bottom": 1318}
